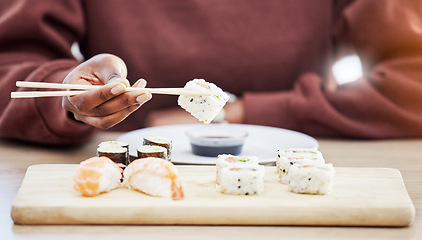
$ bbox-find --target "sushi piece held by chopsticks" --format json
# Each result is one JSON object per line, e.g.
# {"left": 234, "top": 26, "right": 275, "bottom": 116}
{"left": 12, "top": 79, "right": 229, "bottom": 124}
{"left": 177, "top": 79, "right": 230, "bottom": 123}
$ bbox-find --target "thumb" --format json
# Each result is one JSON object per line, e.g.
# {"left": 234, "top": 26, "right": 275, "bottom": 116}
{"left": 93, "top": 54, "right": 129, "bottom": 85}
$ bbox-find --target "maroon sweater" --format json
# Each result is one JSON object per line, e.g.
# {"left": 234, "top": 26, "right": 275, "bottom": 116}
{"left": 1, "top": 0, "right": 422, "bottom": 144}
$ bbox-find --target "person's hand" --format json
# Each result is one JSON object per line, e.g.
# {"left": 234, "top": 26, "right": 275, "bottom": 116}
{"left": 62, "top": 54, "right": 152, "bottom": 129}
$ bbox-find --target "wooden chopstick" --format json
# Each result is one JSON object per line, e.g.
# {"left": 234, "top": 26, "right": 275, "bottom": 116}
{"left": 15, "top": 81, "right": 102, "bottom": 90}
{"left": 11, "top": 81, "right": 211, "bottom": 98}
{"left": 11, "top": 91, "right": 87, "bottom": 98}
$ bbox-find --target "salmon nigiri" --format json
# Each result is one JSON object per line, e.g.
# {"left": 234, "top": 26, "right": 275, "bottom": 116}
{"left": 73, "top": 156, "right": 123, "bottom": 197}
{"left": 123, "top": 157, "right": 184, "bottom": 200}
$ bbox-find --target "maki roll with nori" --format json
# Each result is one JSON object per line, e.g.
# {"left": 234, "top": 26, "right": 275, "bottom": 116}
{"left": 137, "top": 145, "right": 168, "bottom": 160}
{"left": 143, "top": 136, "right": 172, "bottom": 160}
{"left": 97, "top": 141, "right": 129, "bottom": 165}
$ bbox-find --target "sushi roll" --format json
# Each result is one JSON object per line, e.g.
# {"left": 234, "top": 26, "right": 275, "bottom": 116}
{"left": 137, "top": 145, "right": 168, "bottom": 160}
{"left": 216, "top": 154, "right": 259, "bottom": 185}
{"left": 216, "top": 165, "right": 265, "bottom": 195}
{"left": 123, "top": 157, "right": 184, "bottom": 200}
{"left": 177, "top": 79, "right": 230, "bottom": 123}
{"left": 143, "top": 136, "right": 172, "bottom": 160}
{"left": 73, "top": 156, "right": 123, "bottom": 197}
{"left": 277, "top": 148, "right": 323, "bottom": 159}
{"left": 276, "top": 148, "right": 324, "bottom": 183}
{"left": 97, "top": 141, "right": 129, "bottom": 165}
{"left": 288, "top": 163, "right": 335, "bottom": 195}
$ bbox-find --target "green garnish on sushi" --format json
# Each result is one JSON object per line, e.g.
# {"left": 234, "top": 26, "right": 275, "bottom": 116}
{"left": 238, "top": 158, "right": 250, "bottom": 162}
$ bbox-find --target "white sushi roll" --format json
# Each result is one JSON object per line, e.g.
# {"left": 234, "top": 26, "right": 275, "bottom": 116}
{"left": 216, "top": 154, "right": 259, "bottom": 185}
{"left": 277, "top": 148, "right": 322, "bottom": 159}
{"left": 288, "top": 163, "right": 335, "bottom": 195}
{"left": 177, "top": 79, "right": 230, "bottom": 123}
{"left": 276, "top": 148, "right": 324, "bottom": 183}
{"left": 216, "top": 165, "right": 265, "bottom": 195}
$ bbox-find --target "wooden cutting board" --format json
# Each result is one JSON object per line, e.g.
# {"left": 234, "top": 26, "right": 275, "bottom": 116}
{"left": 11, "top": 164, "right": 415, "bottom": 226}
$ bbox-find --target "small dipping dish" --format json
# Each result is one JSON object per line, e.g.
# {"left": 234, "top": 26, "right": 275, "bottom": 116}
{"left": 186, "top": 124, "right": 248, "bottom": 157}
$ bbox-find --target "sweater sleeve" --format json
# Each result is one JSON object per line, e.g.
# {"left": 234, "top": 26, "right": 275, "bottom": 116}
{"left": 0, "top": 0, "right": 96, "bottom": 144}
{"left": 243, "top": 0, "right": 422, "bottom": 139}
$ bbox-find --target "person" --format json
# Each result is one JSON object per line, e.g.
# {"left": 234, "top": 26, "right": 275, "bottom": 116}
{"left": 1, "top": 0, "right": 422, "bottom": 145}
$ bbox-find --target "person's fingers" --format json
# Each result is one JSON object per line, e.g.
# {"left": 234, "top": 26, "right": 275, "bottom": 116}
{"left": 133, "top": 78, "right": 147, "bottom": 88}
{"left": 136, "top": 91, "right": 152, "bottom": 105}
{"left": 61, "top": 54, "right": 153, "bottom": 129}
{"left": 132, "top": 79, "right": 152, "bottom": 104}
{"left": 62, "top": 53, "right": 130, "bottom": 113}
{"left": 111, "top": 77, "right": 130, "bottom": 87}
{"left": 86, "top": 91, "right": 151, "bottom": 117}
{"left": 65, "top": 81, "right": 127, "bottom": 114}
{"left": 64, "top": 54, "right": 128, "bottom": 86}
{"left": 63, "top": 82, "right": 152, "bottom": 118}
{"left": 72, "top": 104, "right": 141, "bottom": 129}
{"left": 94, "top": 54, "right": 128, "bottom": 85}
{"left": 72, "top": 53, "right": 128, "bottom": 85}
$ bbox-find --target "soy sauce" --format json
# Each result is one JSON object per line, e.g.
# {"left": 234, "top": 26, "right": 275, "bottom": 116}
{"left": 191, "top": 143, "right": 243, "bottom": 157}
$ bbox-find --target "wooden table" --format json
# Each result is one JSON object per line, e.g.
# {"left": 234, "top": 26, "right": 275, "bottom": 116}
{"left": 1, "top": 131, "right": 421, "bottom": 239}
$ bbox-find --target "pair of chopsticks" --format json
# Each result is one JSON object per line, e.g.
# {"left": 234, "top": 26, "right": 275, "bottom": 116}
{"left": 11, "top": 81, "right": 211, "bottom": 98}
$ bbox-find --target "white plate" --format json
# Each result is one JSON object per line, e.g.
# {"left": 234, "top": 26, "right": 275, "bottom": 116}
{"left": 116, "top": 124, "right": 318, "bottom": 165}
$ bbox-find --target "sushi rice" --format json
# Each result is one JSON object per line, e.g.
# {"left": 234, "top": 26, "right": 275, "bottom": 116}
{"left": 216, "top": 165, "right": 265, "bottom": 195}
{"left": 216, "top": 154, "right": 259, "bottom": 185}
{"left": 123, "top": 157, "right": 184, "bottom": 200}
{"left": 276, "top": 148, "right": 325, "bottom": 183}
{"left": 73, "top": 156, "right": 123, "bottom": 197}
{"left": 177, "top": 79, "right": 230, "bottom": 123}
{"left": 288, "top": 163, "right": 335, "bottom": 195}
